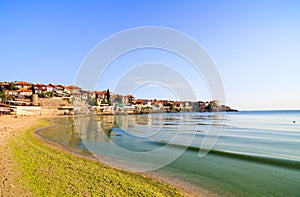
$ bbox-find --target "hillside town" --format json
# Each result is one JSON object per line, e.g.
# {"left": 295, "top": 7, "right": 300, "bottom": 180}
{"left": 0, "top": 81, "right": 237, "bottom": 116}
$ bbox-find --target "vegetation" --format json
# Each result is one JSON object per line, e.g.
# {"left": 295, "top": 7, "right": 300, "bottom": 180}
{"left": 10, "top": 119, "right": 183, "bottom": 197}
{"left": 37, "top": 92, "right": 46, "bottom": 98}
{"left": 106, "top": 89, "right": 112, "bottom": 106}
{"left": 8, "top": 82, "right": 18, "bottom": 90}
{"left": 115, "top": 94, "right": 123, "bottom": 104}
{"left": 0, "top": 88, "right": 5, "bottom": 101}
{"left": 87, "top": 96, "right": 96, "bottom": 106}
{"left": 44, "top": 91, "right": 53, "bottom": 98}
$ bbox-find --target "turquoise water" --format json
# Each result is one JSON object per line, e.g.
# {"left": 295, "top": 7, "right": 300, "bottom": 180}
{"left": 39, "top": 111, "right": 300, "bottom": 196}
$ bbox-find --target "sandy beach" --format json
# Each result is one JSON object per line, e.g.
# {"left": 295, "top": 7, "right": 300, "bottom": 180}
{"left": 0, "top": 114, "right": 61, "bottom": 196}
{"left": 0, "top": 115, "right": 40, "bottom": 196}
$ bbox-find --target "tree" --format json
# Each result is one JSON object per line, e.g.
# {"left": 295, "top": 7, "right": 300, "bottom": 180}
{"left": 45, "top": 92, "right": 52, "bottom": 97}
{"left": 106, "top": 89, "right": 111, "bottom": 105}
{"left": 115, "top": 94, "right": 123, "bottom": 104}
{"left": 8, "top": 82, "right": 18, "bottom": 90}
{"left": 88, "top": 97, "right": 96, "bottom": 106}
{"left": 170, "top": 104, "right": 175, "bottom": 111}
{"left": 95, "top": 93, "right": 99, "bottom": 106}
{"left": 0, "top": 90, "right": 5, "bottom": 102}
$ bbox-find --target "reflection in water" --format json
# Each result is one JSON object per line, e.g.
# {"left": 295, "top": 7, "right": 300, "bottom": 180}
{"left": 41, "top": 113, "right": 225, "bottom": 153}
{"left": 36, "top": 117, "right": 92, "bottom": 156}
{"left": 74, "top": 113, "right": 226, "bottom": 145}
{"left": 71, "top": 113, "right": 225, "bottom": 172}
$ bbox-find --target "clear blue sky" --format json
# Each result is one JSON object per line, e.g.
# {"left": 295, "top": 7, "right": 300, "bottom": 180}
{"left": 1, "top": 0, "right": 300, "bottom": 110}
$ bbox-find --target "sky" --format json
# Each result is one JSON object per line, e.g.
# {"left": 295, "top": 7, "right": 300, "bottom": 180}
{"left": 1, "top": 0, "right": 300, "bottom": 110}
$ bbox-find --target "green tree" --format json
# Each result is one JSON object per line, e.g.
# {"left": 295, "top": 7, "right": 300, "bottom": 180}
{"left": 170, "top": 104, "right": 175, "bottom": 111}
{"left": 8, "top": 82, "right": 18, "bottom": 90}
{"left": 106, "top": 89, "right": 111, "bottom": 105}
{"left": 115, "top": 94, "right": 123, "bottom": 104}
{"left": 88, "top": 97, "right": 96, "bottom": 106}
{"left": 45, "top": 92, "right": 54, "bottom": 98}
{"left": 0, "top": 90, "right": 5, "bottom": 102}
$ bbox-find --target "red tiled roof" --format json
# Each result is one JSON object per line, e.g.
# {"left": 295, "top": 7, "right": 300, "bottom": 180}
{"left": 18, "top": 89, "right": 32, "bottom": 92}
{"left": 94, "top": 90, "right": 107, "bottom": 95}
{"left": 15, "top": 81, "right": 32, "bottom": 85}
{"left": 65, "top": 85, "right": 80, "bottom": 89}
{"left": 54, "top": 85, "right": 64, "bottom": 89}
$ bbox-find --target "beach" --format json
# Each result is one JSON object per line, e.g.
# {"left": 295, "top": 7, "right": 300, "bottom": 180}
{"left": 0, "top": 115, "right": 39, "bottom": 196}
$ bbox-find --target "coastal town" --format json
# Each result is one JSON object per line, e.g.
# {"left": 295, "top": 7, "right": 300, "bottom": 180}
{"left": 0, "top": 81, "right": 237, "bottom": 116}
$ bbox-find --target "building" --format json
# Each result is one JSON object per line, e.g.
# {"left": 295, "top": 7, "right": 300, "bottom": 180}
{"left": 4, "top": 88, "right": 32, "bottom": 100}
{"left": 64, "top": 85, "right": 81, "bottom": 96}
{"left": 4, "top": 90, "right": 18, "bottom": 97}
{"left": 45, "top": 84, "right": 65, "bottom": 96}
{"left": 46, "top": 84, "right": 55, "bottom": 92}
{"left": 94, "top": 90, "right": 113, "bottom": 105}
{"left": 15, "top": 81, "right": 32, "bottom": 90}
{"left": 33, "top": 83, "right": 47, "bottom": 94}
{"left": 53, "top": 84, "right": 65, "bottom": 96}
{"left": 18, "top": 88, "right": 33, "bottom": 97}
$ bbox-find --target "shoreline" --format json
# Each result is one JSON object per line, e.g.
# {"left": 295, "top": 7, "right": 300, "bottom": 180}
{"left": 0, "top": 114, "right": 217, "bottom": 196}
{"left": 36, "top": 116, "right": 217, "bottom": 197}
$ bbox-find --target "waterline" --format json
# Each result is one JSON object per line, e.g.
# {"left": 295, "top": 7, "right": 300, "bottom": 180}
{"left": 39, "top": 111, "right": 300, "bottom": 196}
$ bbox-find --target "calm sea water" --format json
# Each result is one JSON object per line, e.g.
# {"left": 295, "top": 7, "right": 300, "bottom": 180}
{"left": 39, "top": 110, "right": 300, "bottom": 196}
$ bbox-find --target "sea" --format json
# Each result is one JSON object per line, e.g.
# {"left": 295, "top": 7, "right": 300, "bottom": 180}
{"left": 38, "top": 110, "right": 300, "bottom": 196}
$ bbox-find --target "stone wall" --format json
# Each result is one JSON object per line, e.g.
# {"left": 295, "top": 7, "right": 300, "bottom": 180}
{"left": 38, "top": 97, "right": 72, "bottom": 109}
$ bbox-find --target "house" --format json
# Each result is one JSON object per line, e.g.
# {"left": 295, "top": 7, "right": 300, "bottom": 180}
{"left": 53, "top": 84, "right": 65, "bottom": 96}
{"left": 94, "top": 90, "right": 113, "bottom": 105}
{"left": 80, "top": 90, "right": 89, "bottom": 101}
{"left": 33, "top": 83, "right": 47, "bottom": 94}
{"left": 135, "top": 99, "right": 143, "bottom": 105}
{"left": 15, "top": 81, "right": 32, "bottom": 90}
{"left": 45, "top": 84, "right": 66, "bottom": 96}
{"left": 124, "top": 95, "right": 135, "bottom": 104}
{"left": 86, "top": 91, "right": 95, "bottom": 100}
{"left": 134, "top": 99, "right": 152, "bottom": 108}
{"left": 151, "top": 100, "right": 164, "bottom": 111}
{"left": 4, "top": 90, "right": 18, "bottom": 97}
{"left": 64, "top": 85, "right": 81, "bottom": 96}
{"left": 46, "top": 84, "right": 55, "bottom": 92}
{"left": 18, "top": 88, "right": 33, "bottom": 97}
{"left": 5, "top": 89, "right": 32, "bottom": 100}
{"left": 94, "top": 91, "right": 104, "bottom": 105}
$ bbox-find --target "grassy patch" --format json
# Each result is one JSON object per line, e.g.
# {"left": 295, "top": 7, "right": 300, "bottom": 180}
{"left": 10, "top": 118, "right": 183, "bottom": 197}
